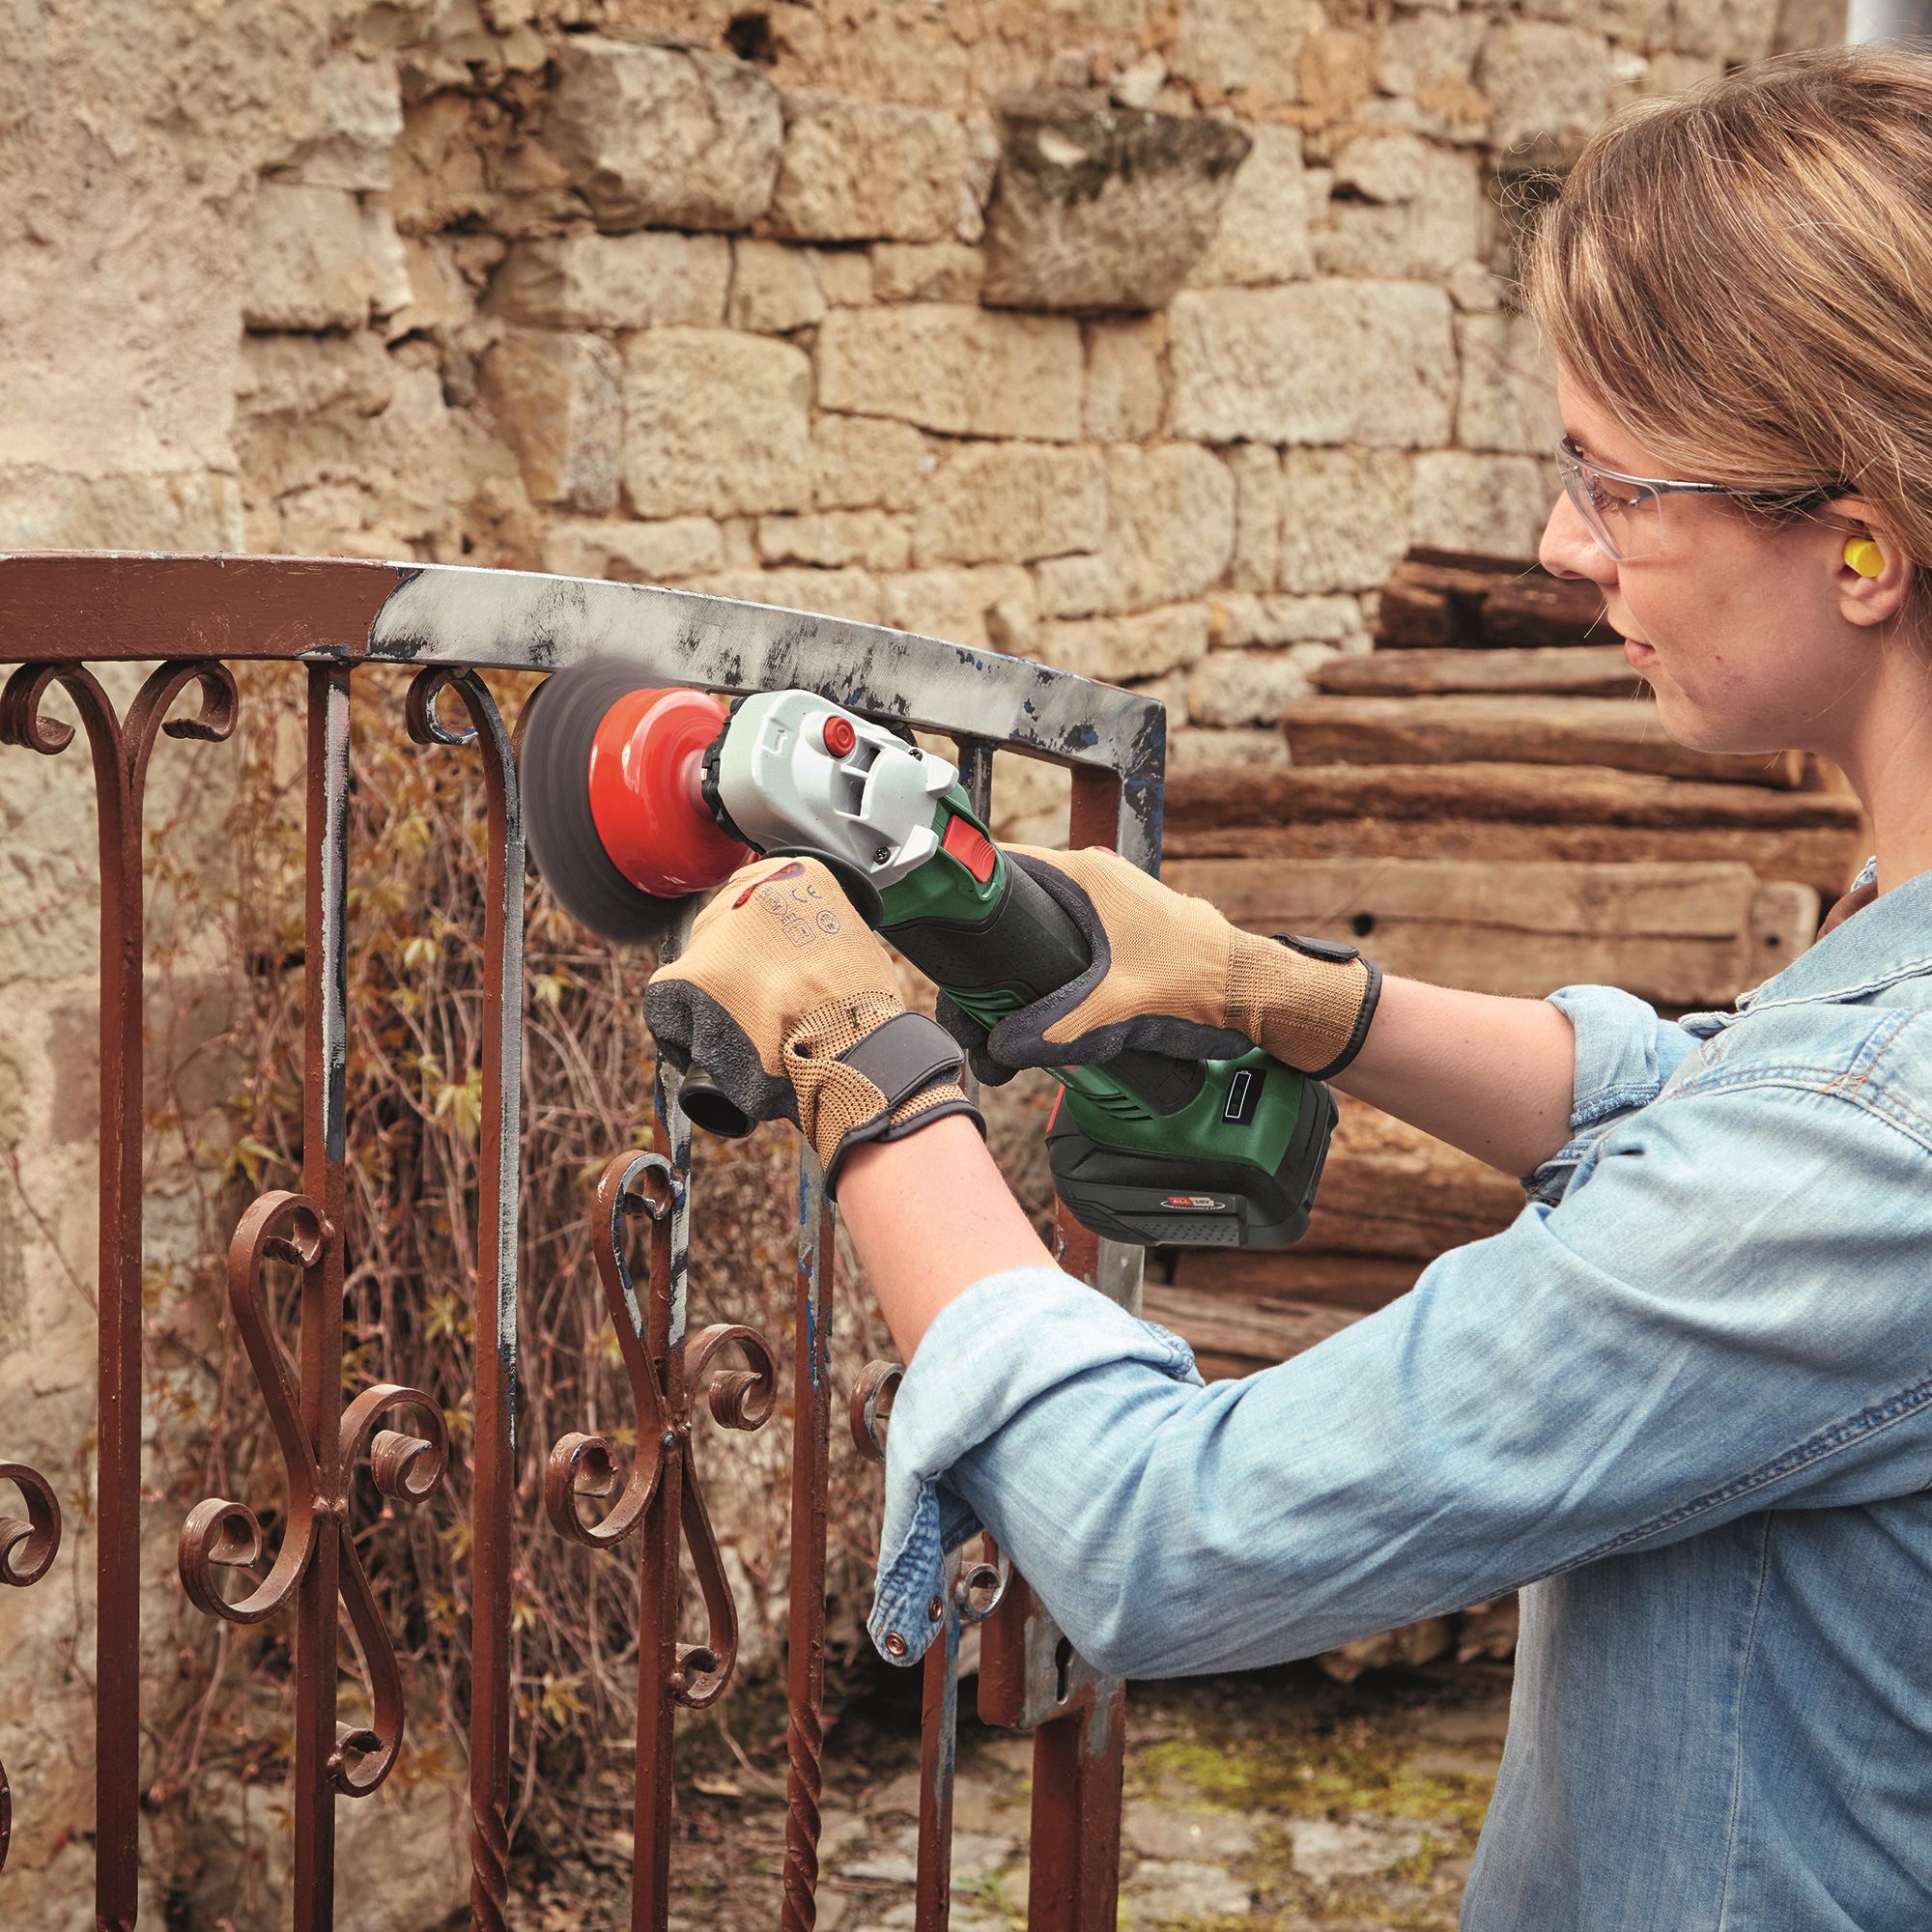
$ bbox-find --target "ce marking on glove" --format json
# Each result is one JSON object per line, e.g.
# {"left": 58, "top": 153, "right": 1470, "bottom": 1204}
{"left": 733, "top": 862, "right": 844, "bottom": 947}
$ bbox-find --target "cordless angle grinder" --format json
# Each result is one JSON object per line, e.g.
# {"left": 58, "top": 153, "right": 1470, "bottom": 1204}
{"left": 519, "top": 660, "right": 1335, "bottom": 1248}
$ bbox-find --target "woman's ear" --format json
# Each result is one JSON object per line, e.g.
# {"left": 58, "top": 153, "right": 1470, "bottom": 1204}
{"left": 1830, "top": 499, "right": 1912, "bottom": 630}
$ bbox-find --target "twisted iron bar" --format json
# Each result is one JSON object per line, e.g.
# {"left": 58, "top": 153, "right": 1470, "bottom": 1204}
{"left": 0, "top": 1462, "right": 61, "bottom": 1875}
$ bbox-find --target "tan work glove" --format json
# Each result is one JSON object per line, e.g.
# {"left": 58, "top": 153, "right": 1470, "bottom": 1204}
{"left": 644, "top": 856, "right": 980, "bottom": 1189}
{"left": 937, "top": 844, "right": 1380, "bottom": 1083}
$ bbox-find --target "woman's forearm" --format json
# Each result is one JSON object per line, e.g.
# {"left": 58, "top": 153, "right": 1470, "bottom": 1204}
{"left": 1333, "top": 976, "right": 1578, "bottom": 1179}
{"left": 836, "top": 1116, "right": 1053, "bottom": 1360}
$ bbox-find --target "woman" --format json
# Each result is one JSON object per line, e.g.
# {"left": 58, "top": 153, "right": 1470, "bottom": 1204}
{"left": 645, "top": 46, "right": 1932, "bottom": 1928}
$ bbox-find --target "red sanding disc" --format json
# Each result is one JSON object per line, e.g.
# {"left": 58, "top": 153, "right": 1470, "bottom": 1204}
{"left": 587, "top": 684, "right": 748, "bottom": 897}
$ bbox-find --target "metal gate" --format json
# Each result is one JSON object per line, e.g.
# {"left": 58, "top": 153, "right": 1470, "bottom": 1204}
{"left": 0, "top": 552, "right": 1167, "bottom": 1932}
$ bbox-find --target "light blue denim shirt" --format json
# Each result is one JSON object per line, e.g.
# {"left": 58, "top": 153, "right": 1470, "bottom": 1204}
{"left": 869, "top": 857, "right": 1932, "bottom": 1931}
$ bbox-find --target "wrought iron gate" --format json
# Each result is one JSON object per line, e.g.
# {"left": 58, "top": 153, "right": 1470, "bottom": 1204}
{"left": 0, "top": 552, "right": 1166, "bottom": 1932}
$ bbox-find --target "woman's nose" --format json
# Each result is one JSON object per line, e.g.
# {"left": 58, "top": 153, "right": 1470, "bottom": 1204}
{"left": 1540, "top": 490, "right": 1618, "bottom": 587}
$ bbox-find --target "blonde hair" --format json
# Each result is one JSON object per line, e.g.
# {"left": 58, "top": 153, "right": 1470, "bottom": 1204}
{"left": 1523, "top": 43, "right": 1932, "bottom": 601}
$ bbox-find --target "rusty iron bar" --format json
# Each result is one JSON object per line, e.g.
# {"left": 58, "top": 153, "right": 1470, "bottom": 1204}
{"left": 545, "top": 1151, "right": 776, "bottom": 1931}
{"left": 0, "top": 1461, "right": 62, "bottom": 1875}
{"left": 973, "top": 762, "right": 1142, "bottom": 1932}
{"left": 405, "top": 668, "right": 526, "bottom": 1932}
{"left": 0, "top": 658, "right": 237, "bottom": 1929}
{"left": 781, "top": 1159, "right": 836, "bottom": 1932}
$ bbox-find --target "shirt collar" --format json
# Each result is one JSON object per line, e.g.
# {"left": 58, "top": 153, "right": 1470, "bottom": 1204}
{"left": 1736, "top": 859, "right": 1932, "bottom": 1012}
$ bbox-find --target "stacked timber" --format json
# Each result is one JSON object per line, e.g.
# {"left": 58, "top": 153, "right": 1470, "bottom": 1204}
{"left": 1144, "top": 549, "right": 1867, "bottom": 1377}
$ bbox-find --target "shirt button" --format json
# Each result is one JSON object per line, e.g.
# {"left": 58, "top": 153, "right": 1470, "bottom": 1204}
{"left": 883, "top": 1631, "right": 907, "bottom": 1659}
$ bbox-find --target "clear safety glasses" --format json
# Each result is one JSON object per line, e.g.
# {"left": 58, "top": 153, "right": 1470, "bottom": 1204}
{"left": 1554, "top": 438, "right": 1840, "bottom": 562}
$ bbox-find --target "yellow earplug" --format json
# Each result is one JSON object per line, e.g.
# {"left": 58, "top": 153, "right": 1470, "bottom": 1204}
{"left": 1844, "top": 537, "right": 1887, "bottom": 578}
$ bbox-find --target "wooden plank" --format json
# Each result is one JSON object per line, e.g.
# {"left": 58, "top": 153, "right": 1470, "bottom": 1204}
{"left": 1376, "top": 551, "right": 1606, "bottom": 650}
{"left": 1282, "top": 695, "right": 1807, "bottom": 788}
{"left": 1164, "top": 761, "right": 1861, "bottom": 833}
{"left": 1141, "top": 1283, "right": 1364, "bottom": 1381}
{"left": 1168, "top": 1250, "right": 1424, "bottom": 1311}
{"left": 1312, "top": 645, "right": 1640, "bottom": 699}
{"left": 1161, "top": 816, "right": 1861, "bottom": 902}
{"left": 1162, "top": 855, "right": 1819, "bottom": 1006}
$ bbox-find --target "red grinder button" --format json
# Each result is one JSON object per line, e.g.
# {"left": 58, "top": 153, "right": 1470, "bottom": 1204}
{"left": 821, "top": 714, "right": 858, "bottom": 757}
{"left": 941, "top": 813, "right": 997, "bottom": 884}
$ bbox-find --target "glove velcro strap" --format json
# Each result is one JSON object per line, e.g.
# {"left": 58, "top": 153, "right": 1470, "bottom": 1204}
{"left": 817, "top": 1011, "right": 975, "bottom": 1194}
{"left": 836, "top": 1010, "right": 967, "bottom": 1110}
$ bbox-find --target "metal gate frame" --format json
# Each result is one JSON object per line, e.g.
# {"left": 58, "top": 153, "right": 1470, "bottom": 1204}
{"left": 0, "top": 552, "right": 1167, "bottom": 1932}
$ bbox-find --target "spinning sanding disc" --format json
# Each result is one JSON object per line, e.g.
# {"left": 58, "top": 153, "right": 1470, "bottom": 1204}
{"left": 520, "top": 661, "right": 748, "bottom": 945}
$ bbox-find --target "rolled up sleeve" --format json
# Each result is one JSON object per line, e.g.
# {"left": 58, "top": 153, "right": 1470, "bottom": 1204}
{"left": 1545, "top": 982, "right": 1698, "bottom": 1129}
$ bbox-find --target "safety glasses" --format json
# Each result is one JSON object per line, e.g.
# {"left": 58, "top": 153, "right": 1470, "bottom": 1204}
{"left": 1554, "top": 438, "right": 1840, "bottom": 562}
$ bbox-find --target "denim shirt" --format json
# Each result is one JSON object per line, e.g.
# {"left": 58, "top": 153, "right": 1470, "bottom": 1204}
{"left": 868, "top": 858, "right": 1932, "bottom": 1931}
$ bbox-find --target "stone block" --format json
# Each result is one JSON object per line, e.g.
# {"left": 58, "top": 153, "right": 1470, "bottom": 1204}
{"left": 1036, "top": 553, "right": 1118, "bottom": 619}
{"left": 1212, "top": 590, "right": 1361, "bottom": 646}
{"left": 1378, "top": 12, "right": 1489, "bottom": 101}
{"left": 1171, "top": 0, "right": 1309, "bottom": 103}
{"left": 1476, "top": 22, "right": 1611, "bottom": 154}
{"left": 1084, "top": 319, "right": 1167, "bottom": 440}
{"left": 362, "top": 203, "right": 412, "bottom": 320}
{"left": 490, "top": 232, "right": 731, "bottom": 329}
{"left": 816, "top": 306, "right": 1084, "bottom": 440}
{"left": 1186, "top": 643, "right": 1337, "bottom": 725}
{"left": 1672, "top": 0, "right": 1778, "bottom": 61}
{"left": 1280, "top": 449, "right": 1412, "bottom": 592}
{"left": 0, "top": 467, "right": 243, "bottom": 556}
{"left": 1409, "top": 451, "right": 1551, "bottom": 561}
{"left": 880, "top": 565, "right": 1038, "bottom": 655}
{"left": 550, "top": 36, "right": 781, "bottom": 232}
{"left": 1100, "top": 443, "right": 1237, "bottom": 606}
{"left": 1312, "top": 138, "right": 1482, "bottom": 277}
{"left": 481, "top": 330, "right": 621, "bottom": 513}
{"left": 811, "top": 415, "right": 934, "bottom": 511}
{"left": 543, "top": 518, "right": 727, "bottom": 583}
{"left": 871, "top": 242, "right": 985, "bottom": 303}
{"left": 242, "top": 182, "right": 375, "bottom": 330}
{"left": 1190, "top": 124, "right": 1313, "bottom": 287}
{"left": 238, "top": 331, "right": 397, "bottom": 420}
{"left": 1222, "top": 444, "right": 1282, "bottom": 591}
{"left": 812, "top": 248, "right": 876, "bottom": 305}
{"left": 681, "top": 565, "right": 884, "bottom": 625}
{"left": 980, "top": 97, "right": 1251, "bottom": 312}
{"left": 913, "top": 442, "right": 1106, "bottom": 565}
{"left": 1457, "top": 311, "right": 1560, "bottom": 454}
{"left": 622, "top": 328, "right": 812, "bottom": 518}
{"left": 284, "top": 52, "right": 404, "bottom": 190}
{"left": 758, "top": 510, "right": 913, "bottom": 570}
{"left": 729, "top": 240, "right": 827, "bottom": 332}
{"left": 771, "top": 91, "right": 974, "bottom": 242}
{"left": 1169, "top": 284, "right": 1456, "bottom": 448}
{"left": 1038, "top": 604, "right": 1212, "bottom": 682}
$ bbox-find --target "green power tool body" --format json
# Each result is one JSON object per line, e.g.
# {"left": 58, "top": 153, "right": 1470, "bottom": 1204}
{"left": 867, "top": 787, "right": 1334, "bottom": 1249}
{"left": 521, "top": 668, "right": 1335, "bottom": 1249}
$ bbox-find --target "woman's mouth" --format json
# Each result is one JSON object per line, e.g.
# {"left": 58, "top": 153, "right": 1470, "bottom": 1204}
{"left": 1622, "top": 637, "right": 1657, "bottom": 668}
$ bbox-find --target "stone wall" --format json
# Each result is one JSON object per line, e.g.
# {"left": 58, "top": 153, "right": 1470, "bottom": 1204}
{"left": 0, "top": 0, "right": 1845, "bottom": 1924}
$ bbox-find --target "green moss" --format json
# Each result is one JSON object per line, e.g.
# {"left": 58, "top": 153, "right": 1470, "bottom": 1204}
{"left": 1129, "top": 1727, "right": 1492, "bottom": 1839}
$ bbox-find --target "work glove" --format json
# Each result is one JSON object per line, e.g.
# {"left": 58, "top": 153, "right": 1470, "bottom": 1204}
{"left": 937, "top": 844, "right": 1380, "bottom": 1085}
{"left": 644, "top": 856, "right": 981, "bottom": 1190}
